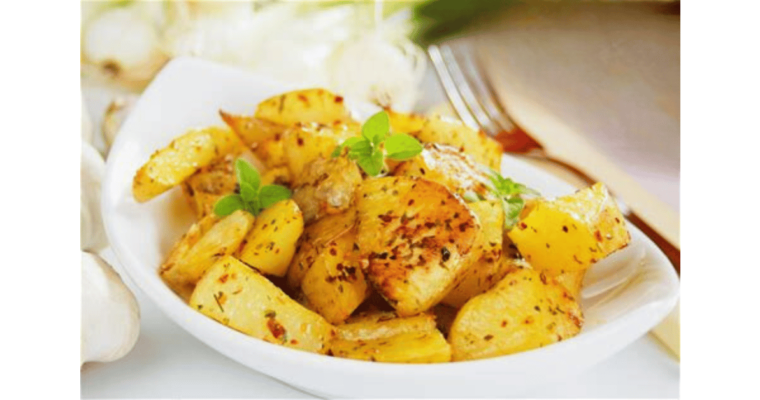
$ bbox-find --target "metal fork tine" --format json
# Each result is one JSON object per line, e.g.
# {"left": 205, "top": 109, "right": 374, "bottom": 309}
{"left": 438, "top": 44, "right": 500, "bottom": 135}
{"left": 427, "top": 44, "right": 480, "bottom": 130}
{"left": 458, "top": 47, "right": 519, "bottom": 134}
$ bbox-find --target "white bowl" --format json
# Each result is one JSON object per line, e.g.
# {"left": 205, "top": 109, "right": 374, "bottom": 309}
{"left": 102, "top": 58, "right": 679, "bottom": 398}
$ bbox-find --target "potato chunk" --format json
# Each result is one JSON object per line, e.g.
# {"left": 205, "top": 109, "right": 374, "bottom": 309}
{"left": 159, "top": 214, "right": 219, "bottom": 300}
{"left": 253, "top": 136, "right": 288, "bottom": 169}
{"left": 255, "top": 88, "right": 353, "bottom": 126}
{"left": 160, "top": 210, "right": 254, "bottom": 294}
{"left": 292, "top": 156, "right": 363, "bottom": 224}
{"left": 329, "top": 330, "right": 451, "bottom": 363}
{"left": 554, "top": 270, "right": 585, "bottom": 300}
{"left": 336, "top": 311, "right": 438, "bottom": 341}
{"left": 301, "top": 232, "right": 369, "bottom": 324}
{"left": 286, "top": 209, "right": 356, "bottom": 289}
{"left": 219, "top": 111, "right": 286, "bottom": 145}
{"left": 507, "top": 183, "right": 630, "bottom": 274}
{"left": 393, "top": 143, "right": 494, "bottom": 201}
{"left": 238, "top": 200, "right": 304, "bottom": 277}
{"left": 189, "top": 256, "right": 335, "bottom": 354}
{"left": 282, "top": 122, "right": 359, "bottom": 178}
{"left": 355, "top": 177, "right": 479, "bottom": 316}
{"left": 411, "top": 116, "right": 502, "bottom": 170}
{"left": 449, "top": 267, "right": 583, "bottom": 361}
{"left": 133, "top": 126, "right": 241, "bottom": 202}
{"left": 387, "top": 109, "right": 426, "bottom": 134}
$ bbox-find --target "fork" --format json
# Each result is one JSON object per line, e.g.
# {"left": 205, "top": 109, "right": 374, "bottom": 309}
{"left": 427, "top": 43, "right": 680, "bottom": 274}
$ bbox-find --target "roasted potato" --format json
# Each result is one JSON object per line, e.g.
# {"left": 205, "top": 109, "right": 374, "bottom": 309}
{"left": 292, "top": 156, "right": 363, "bottom": 224}
{"left": 237, "top": 200, "right": 304, "bottom": 277}
{"left": 160, "top": 210, "right": 254, "bottom": 295}
{"left": 219, "top": 110, "right": 286, "bottom": 145}
{"left": 189, "top": 256, "right": 335, "bottom": 354}
{"left": 329, "top": 330, "right": 451, "bottom": 363}
{"left": 554, "top": 270, "right": 585, "bottom": 300}
{"left": 386, "top": 108, "right": 426, "bottom": 134}
{"left": 355, "top": 177, "right": 479, "bottom": 316}
{"left": 393, "top": 143, "right": 494, "bottom": 201}
{"left": 449, "top": 267, "right": 583, "bottom": 361}
{"left": 287, "top": 209, "right": 357, "bottom": 288}
{"left": 255, "top": 88, "right": 353, "bottom": 126}
{"left": 336, "top": 311, "right": 438, "bottom": 341}
{"left": 301, "top": 232, "right": 369, "bottom": 324}
{"left": 282, "top": 122, "right": 359, "bottom": 178}
{"left": 508, "top": 183, "right": 630, "bottom": 274}
{"left": 407, "top": 115, "right": 502, "bottom": 170}
{"left": 159, "top": 214, "right": 219, "bottom": 300}
{"left": 133, "top": 126, "right": 241, "bottom": 202}
{"left": 253, "top": 135, "right": 288, "bottom": 169}
{"left": 260, "top": 166, "right": 292, "bottom": 186}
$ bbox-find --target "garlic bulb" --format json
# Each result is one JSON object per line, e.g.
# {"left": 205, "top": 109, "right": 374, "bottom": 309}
{"left": 82, "top": 95, "right": 93, "bottom": 144}
{"left": 81, "top": 252, "right": 140, "bottom": 365}
{"left": 82, "top": 5, "right": 168, "bottom": 87}
{"left": 81, "top": 142, "right": 108, "bottom": 252}
{"left": 102, "top": 95, "right": 138, "bottom": 150}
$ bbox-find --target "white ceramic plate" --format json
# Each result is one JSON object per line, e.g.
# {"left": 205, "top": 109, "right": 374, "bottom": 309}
{"left": 102, "top": 58, "right": 679, "bottom": 398}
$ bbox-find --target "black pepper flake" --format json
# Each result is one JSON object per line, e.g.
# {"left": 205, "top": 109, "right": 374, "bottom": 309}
{"left": 562, "top": 226, "right": 569, "bottom": 233}
{"left": 441, "top": 247, "right": 451, "bottom": 262}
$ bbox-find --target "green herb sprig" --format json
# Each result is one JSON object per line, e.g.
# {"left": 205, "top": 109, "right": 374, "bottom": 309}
{"left": 214, "top": 159, "right": 292, "bottom": 217}
{"left": 488, "top": 171, "right": 539, "bottom": 230}
{"left": 331, "top": 111, "right": 423, "bottom": 176}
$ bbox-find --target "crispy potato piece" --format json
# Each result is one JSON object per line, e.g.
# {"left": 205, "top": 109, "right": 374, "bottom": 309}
{"left": 408, "top": 115, "right": 502, "bottom": 170}
{"left": 508, "top": 183, "right": 630, "bottom": 274}
{"left": 189, "top": 256, "right": 335, "bottom": 354}
{"left": 554, "top": 270, "right": 585, "bottom": 300}
{"left": 238, "top": 200, "right": 304, "bottom": 277}
{"left": 159, "top": 214, "right": 219, "bottom": 300}
{"left": 449, "top": 267, "right": 583, "bottom": 361}
{"left": 442, "top": 201, "right": 505, "bottom": 307}
{"left": 219, "top": 111, "right": 286, "bottom": 145}
{"left": 160, "top": 210, "right": 254, "bottom": 292}
{"left": 255, "top": 88, "right": 352, "bottom": 126}
{"left": 301, "top": 232, "right": 369, "bottom": 324}
{"left": 282, "top": 122, "right": 359, "bottom": 178}
{"left": 292, "top": 156, "right": 363, "bottom": 224}
{"left": 393, "top": 143, "right": 494, "bottom": 201}
{"left": 133, "top": 126, "right": 241, "bottom": 202}
{"left": 336, "top": 311, "right": 437, "bottom": 341}
{"left": 253, "top": 136, "right": 288, "bottom": 169}
{"left": 260, "top": 166, "right": 292, "bottom": 186}
{"left": 386, "top": 108, "right": 426, "bottom": 134}
{"left": 355, "top": 177, "right": 479, "bottom": 316}
{"left": 286, "top": 209, "right": 356, "bottom": 289}
{"left": 329, "top": 330, "right": 451, "bottom": 363}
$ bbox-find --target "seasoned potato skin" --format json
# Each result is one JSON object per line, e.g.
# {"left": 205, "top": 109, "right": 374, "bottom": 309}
{"left": 287, "top": 209, "right": 356, "bottom": 289}
{"left": 292, "top": 156, "right": 363, "bottom": 224}
{"left": 282, "top": 122, "right": 359, "bottom": 178}
{"left": 159, "top": 214, "right": 219, "bottom": 300}
{"left": 301, "top": 231, "right": 369, "bottom": 324}
{"left": 336, "top": 311, "right": 438, "bottom": 341}
{"left": 329, "top": 330, "right": 451, "bottom": 363}
{"left": 508, "top": 183, "right": 630, "bottom": 274}
{"left": 393, "top": 143, "right": 494, "bottom": 201}
{"left": 355, "top": 177, "right": 479, "bottom": 316}
{"left": 133, "top": 126, "right": 241, "bottom": 202}
{"left": 160, "top": 210, "right": 254, "bottom": 295}
{"left": 190, "top": 256, "right": 335, "bottom": 354}
{"left": 449, "top": 267, "right": 583, "bottom": 361}
{"left": 237, "top": 200, "right": 304, "bottom": 277}
{"left": 219, "top": 111, "right": 286, "bottom": 145}
{"left": 255, "top": 88, "right": 353, "bottom": 126}
{"left": 412, "top": 115, "right": 502, "bottom": 170}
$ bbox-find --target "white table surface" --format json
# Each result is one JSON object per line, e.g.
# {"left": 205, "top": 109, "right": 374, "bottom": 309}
{"left": 81, "top": 4, "right": 679, "bottom": 396}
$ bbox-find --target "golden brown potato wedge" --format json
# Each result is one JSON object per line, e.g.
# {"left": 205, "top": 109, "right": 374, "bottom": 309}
{"left": 255, "top": 88, "right": 353, "bottom": 126}
{"left": 159, "top": 214, "right": 219, "bottom": 300}
{"left": 253, "top": 136, "right": 288, "bottom": 169}
{"left": 286, "top": 209, "right": 357, "bottom": 289}
{"left": 282, "top": 122, "right": 359, "bottom": 178}
{"left": 449, "top": 267, "right": 583, "bottom": 361}
{"left": 219, "top": 110, "right": 286, "bottom": 145}
{"left": 329, "top": 330, "right": 451, "bottom": 363}
{"left": 260, "top": 166, "right": 292, "bottom": 186}
{"left": 189, "top": 256, "right": 335, "bottom": 354}
{"left": 507, "top": 183, "right": 630, "bottom": 274}
{"left": 292, "top": 156, "right": 363, "bottom": 224}
{"left": 355, "top": 177, "right": 479, "bottom": 316}
{"left": 133, "top": 126, "right": 241, "bottom": 202}
{"left": 393, "top": 143, "right": 494, "bottom": 201}
{"left": 238, "top": 200, "right": 304, "bottom": 277}
{"left": 408, "top": 115, "right": 502, "bottom": 170}
{"left": 336, "top": 311, "right": 438, "bottom": 341}
{"left": 160, "top": 210, "right": 254, "bottom": 295}
{"left": 386, "top": 108, "right": 426, "bottom": 134}
{"left": 301, "top": 232, "right": 369, "bottom": 324}
{"left": 181, "top": 154, "right": 237, "bottom": 218}
{"left": 554, "top": 270, "right": 585, "bottom": 300}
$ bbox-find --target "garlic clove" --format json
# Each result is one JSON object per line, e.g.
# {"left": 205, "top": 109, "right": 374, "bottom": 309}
{"left": 82, "top": 95, "right": 93, "bottom": 144}
{"left": 102, "top": 95, "right": 138, "bottom": 150}
{"left": 81, "top": 251, "right": 140, "bottom": 366}
{"left": 81, "top": 142, "right": 108, "bottom": 252}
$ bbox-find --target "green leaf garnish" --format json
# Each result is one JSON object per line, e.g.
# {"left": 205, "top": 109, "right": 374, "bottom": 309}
{"left": 332, "top": 111, "right": 423, "bottom": 176}
{"left": 214, "top": 159, "right": 292, "bottom": 217}
{"left": 488, "top": 171, "right": 539, "bottom": 229}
